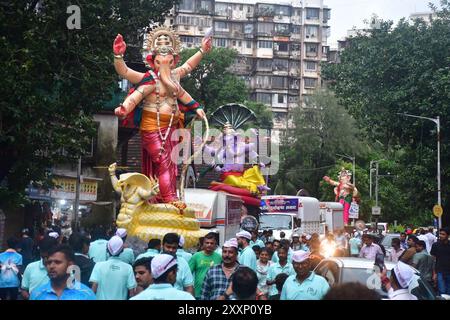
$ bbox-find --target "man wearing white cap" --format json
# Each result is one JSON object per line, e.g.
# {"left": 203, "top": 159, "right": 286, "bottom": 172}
{"left": 160, "top": 233, "right": 195, "bottom": 296}
{"left": 115, "top": 228, "right": 135, "bottom": 265}
{"left": 380, "top": 261, "right": 418, "bottom": 300}
{"left": 200, "top": 238, "right": 240, "bottom": 300}
{"left": 236, "top": 230, "right": 257, "bottom": 272}
{"left": 281, "top": 250, "right": 330, "bottom": 300}
{"left": 291, "top": 233, "right": 302, "bottom": 251}
{"left": 176, "top": 235, "right": 192, "bottom": 263}
{"left": 130, "top": 254, "right": 194, "bottom": 300}
{"left": 89, "top": 236, "right": 137, "bottom": 300}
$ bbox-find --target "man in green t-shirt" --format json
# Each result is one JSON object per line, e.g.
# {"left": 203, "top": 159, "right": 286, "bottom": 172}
{"left": 189, "top": 232, "right": 222, "bottom": 298}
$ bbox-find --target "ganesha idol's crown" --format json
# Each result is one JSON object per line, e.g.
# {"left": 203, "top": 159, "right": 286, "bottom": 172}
{"left": 338, "top": 167, "right": 352, "bottom": 178}
{"left": 144, "top": 25, "right": 181, "bottom": 57}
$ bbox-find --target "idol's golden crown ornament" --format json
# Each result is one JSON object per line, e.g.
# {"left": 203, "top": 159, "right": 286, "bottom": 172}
{"left": 144, "top": 25, "right": 181, "bottom": 56}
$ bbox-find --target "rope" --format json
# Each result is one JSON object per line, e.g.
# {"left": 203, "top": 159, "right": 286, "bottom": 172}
{"left": 179, "top": 116, "right": 210, "bottom": 201}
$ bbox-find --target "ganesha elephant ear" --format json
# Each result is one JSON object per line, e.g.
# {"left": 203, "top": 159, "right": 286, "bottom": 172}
{"left": 118, "top": 173, "right": 153, "bottom": 192}
{"left": 145, "top": 54, "right": 155, "bottom": 69}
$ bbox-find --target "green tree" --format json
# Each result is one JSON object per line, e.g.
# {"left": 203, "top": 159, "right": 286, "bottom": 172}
{"left": 179, "top": 47, "right": 248, "bottom": 113}
{"left": 322, "top": 1, "right": 450, "bottom": 225}
{"left": 0, "top": 0, "right": 176, "bottom": 208}
{"left": 270, "top": 89, "right": 366, "bottom": 197}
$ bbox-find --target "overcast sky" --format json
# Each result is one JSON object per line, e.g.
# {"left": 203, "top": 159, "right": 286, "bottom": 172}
{"left": 325, "top": 0, "right": 441, "bottom": 47}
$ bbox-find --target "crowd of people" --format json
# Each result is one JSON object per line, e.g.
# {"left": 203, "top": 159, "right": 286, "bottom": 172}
{"left": 0, "top": 224, "right": 449, "bottom": 300}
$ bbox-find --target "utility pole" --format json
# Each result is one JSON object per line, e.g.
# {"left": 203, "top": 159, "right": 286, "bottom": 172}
{"left": 397, "top": 113, "right": 442, "bottom": 229}
{"left": 73, "top": 157, "right": 81, "bottom": 231}
{"left": 375, "top": 161, "right": 379, "bottom": 232}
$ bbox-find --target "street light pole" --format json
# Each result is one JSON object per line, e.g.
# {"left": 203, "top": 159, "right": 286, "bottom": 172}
{"left": 397, "top": 113, "right": 442, "bottom": 229}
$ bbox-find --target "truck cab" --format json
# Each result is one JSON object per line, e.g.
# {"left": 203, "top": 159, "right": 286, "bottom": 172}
{"left": 259, "top": 196, "right": 321, "bottom": 239}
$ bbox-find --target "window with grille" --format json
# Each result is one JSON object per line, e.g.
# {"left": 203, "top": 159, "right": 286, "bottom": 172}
{"left": 257, "top": 23, "right": 274, "bottom": 35}
{"left": 304, "top": 78, "right": 317, "bottom": 88}
{"left": 276, "top": 42, "right": 289, "bottom": 52}
{"left": 256, "top": 93, "right": 272, "bottom": 104}
{"left": 275, "top": 5, "right": 290, "bottom": 16}
{"left": 306, "top": 43, "right": 318, "bottom": 56}
{"left": 305, "top": 25, "right": 319, "bottom": 38}
{"left": 215, "top": 38, "right": 228, "bottom": 47}
{"left": 306, "top": 8, "right": 320, "bottom": 19}
{"left": 273, "top": 59, "right": 289, "bottom": 71}
{"left": 305, "top": 61, "right": 317, "bottom": 71}
{"left": 200, "top": 0, "right": 212, "bottom": 12}
{"left": 257, "top": 59, "right": 272, "bottom": 69}
{"left": 215, "top": 3, "right": 228, "bottom": 16}
{"left": 179, "top": 0, "right": 195, "bottom": 11}
{"left": 215, "top": 21, "right": 229, "bottom": 31}
{"left": 258, "top": 41, "right": 273, "bottom": 49}
{"left": 278, "top": 94, "right": 285, "bottom": 104}
{"left": 272, "top": 76, "right": 287, "bottom": 88}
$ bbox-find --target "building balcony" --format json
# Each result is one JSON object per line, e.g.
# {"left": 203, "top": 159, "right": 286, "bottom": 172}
{"left": 197, "top": 9, "right": 213, "bottom": 15}
{"left": 305, "top": 51, "right": 319, "bottom": 58}
{"left": 273, "top": 50, "right": 289, "bottom": 57}
{"left": 215, "top": 30, "right": 231, "bottom": 37}
{"left": 257, "top": 31, "right": 274, "bottom": 37}
{"left": 255, "top": 9, "right": 275, "bottom": 18}
{"left": 274, "top": 30, "right": 291, "bottom": 37}
{"left": 290, "top": 34, "right": 302, "bottom": 41}
{"left": 231, "top": 31, "right": 244, "bottom": 39}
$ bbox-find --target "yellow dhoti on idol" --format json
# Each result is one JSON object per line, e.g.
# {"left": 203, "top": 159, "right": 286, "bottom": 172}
{"left": 223, "top": 165, "right": 266, "bottom": 194}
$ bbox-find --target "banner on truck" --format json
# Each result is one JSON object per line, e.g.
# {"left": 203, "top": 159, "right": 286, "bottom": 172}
{"left": 260, "top": 198, "right": 299, "bottom": 213}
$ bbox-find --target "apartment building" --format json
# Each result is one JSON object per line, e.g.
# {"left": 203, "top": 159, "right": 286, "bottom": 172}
{"left": 165, "top": 0, "right": 331, "bottom": 130}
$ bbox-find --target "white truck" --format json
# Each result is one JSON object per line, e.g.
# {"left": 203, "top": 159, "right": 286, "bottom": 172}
{"left": 183, "top": 188, "right": 243, "bottom": 246}
{"left": 259, "top": 196, "right": 321, "bottom": 239}
{"left": 319, "top": 202, "right": 344, "bottom": 234}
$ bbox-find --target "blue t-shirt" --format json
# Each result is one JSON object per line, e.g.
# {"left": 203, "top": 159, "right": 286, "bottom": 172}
{"left": 31, "top": 281, "right": 96, "bottom": 300}
{"left": 0, "top": 250, "right": 23, "bottom": 288}
{"left": 281, "top": 272, "right": 330, "bottom": 300}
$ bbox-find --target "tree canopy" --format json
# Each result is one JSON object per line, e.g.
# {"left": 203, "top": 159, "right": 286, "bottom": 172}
{"left": 0, "top": 0, "right": 176, "bottom": 208}
{"left": 321, "top": 1, "right": 450, "bottom": 225}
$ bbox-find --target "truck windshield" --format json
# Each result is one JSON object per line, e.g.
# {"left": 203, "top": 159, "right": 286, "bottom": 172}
{"left": 259, "top": 214, "right": 292, "bottom": 230}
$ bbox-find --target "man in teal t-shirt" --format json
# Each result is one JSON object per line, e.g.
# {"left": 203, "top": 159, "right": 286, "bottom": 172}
{"left": 136, "top": 239, "right": 161, "bottom": 261}
{"left": 236, "top": 230, "right": 257, "bottom": 272}
{"left": 115, "top": 228, "right": 135, "bottom": 265}
{"left": 189, "top": 232, "right": 222, "bottom": 298}
{"left": 88, "top": 228, "right": 109, "bottom": 263}
{"left": 89, "top": 236, "right": 136, "bottom": 300}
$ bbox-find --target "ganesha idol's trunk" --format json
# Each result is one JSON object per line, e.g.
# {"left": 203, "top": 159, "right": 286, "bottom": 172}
{"left": 159, "top": 65, "right": 179, "bottom": 96}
